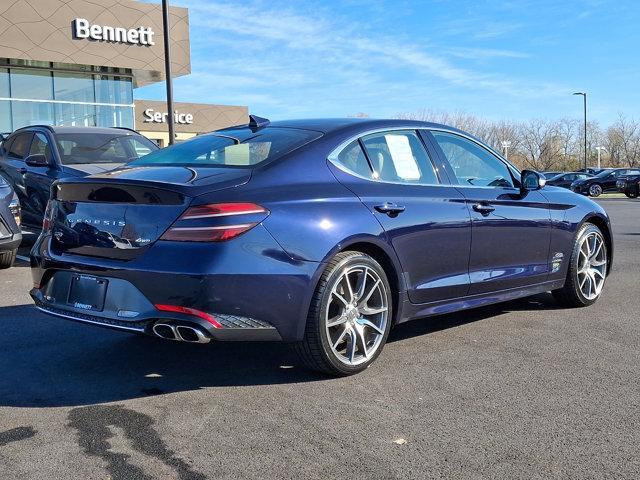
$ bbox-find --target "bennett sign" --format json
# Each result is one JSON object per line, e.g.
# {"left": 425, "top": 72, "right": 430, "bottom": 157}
{"left": 143, "top": 109, "right": 194, "bottom": 125}
{"left": 72, "top": 18, "right": 155, "bottom": 46}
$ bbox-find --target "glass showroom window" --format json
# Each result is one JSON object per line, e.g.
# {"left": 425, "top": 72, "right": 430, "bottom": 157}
{"left": 95, "top": 75, "right": 133, "bottom": 105}
{"left": 0, "top": 66, "right": 134, "bottom": 131}
{"left": 10, "top": 68, "right": 54, "bottom": 101}
{"left": 0, "top": 69, "right": 10, "bottom": 133}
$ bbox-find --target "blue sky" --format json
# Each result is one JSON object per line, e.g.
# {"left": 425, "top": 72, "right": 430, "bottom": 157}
{"left": 137, "top": 0, "right": 640, "bottom": 126}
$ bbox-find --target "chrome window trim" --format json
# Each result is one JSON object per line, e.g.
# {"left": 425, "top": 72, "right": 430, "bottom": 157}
{"left": 327, "top": 127, "right": 446, "bottom": 187}
{"left": 327, "top": 125, "right": 521, "bottom": 189}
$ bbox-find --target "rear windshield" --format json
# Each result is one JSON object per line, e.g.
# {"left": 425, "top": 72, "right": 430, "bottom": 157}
{"left": 56, "top": 133, "right": 157, "bottom": 166}
{"left": 129, "top": 127, "right": 322, "bottom": 168}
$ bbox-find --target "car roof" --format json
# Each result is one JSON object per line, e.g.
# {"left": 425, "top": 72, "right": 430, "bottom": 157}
{"left": 12, "top": 125, "right": 139, "bottom": 136}
{"left": 228, "top": 118, "right": 458, "bottom": 135}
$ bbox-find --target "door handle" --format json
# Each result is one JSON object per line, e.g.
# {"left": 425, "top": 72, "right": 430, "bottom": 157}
{"left": 472, "top": 203, "right": 495, "bottom": 215}
{"left": 374, "top": 203, "right": 406, "bottom": 217}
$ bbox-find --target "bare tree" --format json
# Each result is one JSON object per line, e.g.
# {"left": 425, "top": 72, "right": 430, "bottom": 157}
{"left": 395, "top": 109, "right": 640, "bottom": 171}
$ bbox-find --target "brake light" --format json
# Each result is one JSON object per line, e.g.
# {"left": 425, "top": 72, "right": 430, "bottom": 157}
{"left": 42, "top": 200, "right": 53, "bottom": 231}
{"left": 161, "top": 223, "right": 257, "bottom": 242}
{"left": 155, "top": 304, "right": 222, "bottom": 328}
{"left": 179, "top": 203, "right": 267, "bottom": 219}
{"left": 9, "top": 197, "right": 20, "bottom": 226}
{"left": 161, "top": 202, "right": 269, "bottom": 242}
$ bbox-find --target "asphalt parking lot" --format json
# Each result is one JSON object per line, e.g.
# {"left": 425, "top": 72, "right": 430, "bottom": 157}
{"left": 0, "top": 198, "right": 638, "bottom": 480}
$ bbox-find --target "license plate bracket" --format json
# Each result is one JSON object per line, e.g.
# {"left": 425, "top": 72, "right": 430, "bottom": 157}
{"left": 67, "top": 275, "right": 108, "bottom": 312}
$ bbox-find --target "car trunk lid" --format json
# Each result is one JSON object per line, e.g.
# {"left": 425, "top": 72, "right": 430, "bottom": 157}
{"left": 49, "top": 166, "right": 251, "bottom": 260}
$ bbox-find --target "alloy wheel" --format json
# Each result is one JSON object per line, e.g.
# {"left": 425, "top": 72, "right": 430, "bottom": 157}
{"left": 577, "top": 231, "right": 607, "bottom": 300}
{"left": 589, "top": 184, "right": 603, "bottom": 197}
{"left": 325, "top": 264, "right": 388, "bottom": 366}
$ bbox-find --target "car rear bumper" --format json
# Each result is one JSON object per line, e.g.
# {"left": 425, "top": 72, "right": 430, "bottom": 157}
{"left": 30, "top": 225, "right": 322, "bottom": 342}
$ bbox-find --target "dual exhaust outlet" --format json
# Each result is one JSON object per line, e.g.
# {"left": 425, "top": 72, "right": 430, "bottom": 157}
{"left": 152, "top": 323, "right": 211, "bottom": 344}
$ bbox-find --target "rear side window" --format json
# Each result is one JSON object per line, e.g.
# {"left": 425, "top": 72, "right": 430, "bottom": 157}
{"left": 56, "top": 134, "right": 157, "bottom": 165}
{"left": 8, "top": 133, "right": 32, "bottom": 160}
{"left": 130, "top": 127, "right": 322, "bottom": 168}
{"left": 333, "top": 140, "right": 374, "bottom": 179}
{"left": 432, "top": 131, "right": 514, "bottom": 188}
{"left": 361, "top": 130, "right": 439, "bottom": 184}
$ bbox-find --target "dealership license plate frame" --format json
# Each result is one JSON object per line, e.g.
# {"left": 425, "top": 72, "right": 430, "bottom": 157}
{"left": 67, "top": 275, "right": 108, "bottom": 312}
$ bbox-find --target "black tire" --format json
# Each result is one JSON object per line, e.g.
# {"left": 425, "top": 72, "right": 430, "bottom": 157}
{"left": 295, "top": 251, "right": 393, "bottom": 376}
{"left": 588, "top": 184, "right": 603, "bottom": 197}
{"left": 553, "top": 223, "right": 607, "bottom": 307}
{"left": 0, "top": 249, "right": 16, "bottom": 269}
{"left": 625, "top": 191, "right": 638, "bottom": 198}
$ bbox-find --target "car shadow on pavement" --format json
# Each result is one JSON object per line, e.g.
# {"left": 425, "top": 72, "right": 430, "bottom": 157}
{"left": 0, "top": 293, "right": 561, "bottom": 408}
{"left": 0, "top": 304, "right": 325, "bottom": 408}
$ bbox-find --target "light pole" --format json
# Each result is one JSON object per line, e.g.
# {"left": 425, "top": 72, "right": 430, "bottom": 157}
{"left": 573, "top": 92, "right": 587, "bottom": 170}
{"left": 162, "top": 0, "right": 176, "bottom": 146}
{"left": 501, "top": 140, "right": 511, "bottom": 160}
{"left": 595, "top": 146, "right": 607, "bottom": 169}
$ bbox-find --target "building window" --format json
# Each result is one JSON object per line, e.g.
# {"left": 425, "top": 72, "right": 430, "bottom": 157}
{"left": 54, "top": 72, "right": 95, "bottom": 103}
{"left": 10, "top": 69, "right": 54, "bottom": 100}
{"left": 0, "top": 63, "right": 134, "bottom": 133}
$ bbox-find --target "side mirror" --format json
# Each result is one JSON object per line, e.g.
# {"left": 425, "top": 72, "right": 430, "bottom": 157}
{"left": 521, "top": 170, "right": 545, "bottom": 191}
{"left": 25, "top": 154, "right": 49, "bottom": 167}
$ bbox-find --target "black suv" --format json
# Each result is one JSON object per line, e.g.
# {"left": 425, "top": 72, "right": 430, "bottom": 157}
{"left": 617, "top": 172, "right": 640, "bottom": 198}
{"left": 0, "top": 126, "right": 158, "bottom": 230}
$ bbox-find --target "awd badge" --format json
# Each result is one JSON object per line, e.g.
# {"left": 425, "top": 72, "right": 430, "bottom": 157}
{"left": 551, "top": 252, "right": 564, "bottom": 273}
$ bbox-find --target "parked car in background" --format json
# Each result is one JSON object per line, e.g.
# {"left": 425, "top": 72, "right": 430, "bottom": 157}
{"left": 542, "top": 171, "right": 564, "bottom": 179}
{"left": 30, "top": 117, "right": 613, "bottom": 376}
{"left": 0, "top": 175, "right": 21, "bottom": 268}
{"left": 617, "top": 172, "right": 640, "bottom": 198}
{"left": 546, "top": 172, "right": 593, "bottom": 189}
{"left": 577, "top": 167, "right": 606, "bottom": 176}
{"left": 0, "top": 126, "right": 158, "bottom": 230}
{"left": 571, "top": 168, "right": 640, "bottom": 197}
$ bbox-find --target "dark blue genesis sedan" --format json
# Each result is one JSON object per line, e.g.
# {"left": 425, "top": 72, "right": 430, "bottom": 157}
{"left": 30, "top": 117, "right": 613, "bottom": 375}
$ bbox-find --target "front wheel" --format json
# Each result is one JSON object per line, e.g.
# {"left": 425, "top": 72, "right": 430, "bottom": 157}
{"left": 553, "top": 223, "right": 608, "bottom": 307}
{"left": 295, "top": 251, "right": 393, "bottom": 376}
{"left": 588, "top": 184, "right": 603, "bottom": 197}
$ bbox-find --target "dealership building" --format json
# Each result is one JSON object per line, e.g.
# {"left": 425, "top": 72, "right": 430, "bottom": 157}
{"left": 0, "top": 0, "right": 248, "bottom": 145}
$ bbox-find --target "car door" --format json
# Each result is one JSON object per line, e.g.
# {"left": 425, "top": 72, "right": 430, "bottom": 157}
{"left": 1, "top": 132, "right": 33, "bottom": 218}
{"left": 429, "top": 130, "right": 552, "bottom": 295}
{"left": 21, "top": 132, "right": 58, "bottom": 227}
{"left": 560, "top": 174, "right": 576, "bottom": 188}
{"left": 328, "top": 129, "right": 472, "bottom": 304}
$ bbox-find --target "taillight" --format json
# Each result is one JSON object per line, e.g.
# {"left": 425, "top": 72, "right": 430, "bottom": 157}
{"left": 180, "top": 203, "right": 267, "bottom": 219}
{"left": 42, "top": 200, "right": 53, "bottom": 231}
{"left": 9, "top": 197, "right": 20, "bottom": 227}
{"left": 161, "top": 202, "right": 269, "bottom": 242}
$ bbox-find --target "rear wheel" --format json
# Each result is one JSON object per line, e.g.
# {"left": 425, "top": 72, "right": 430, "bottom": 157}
{"left": 0, "top": 249, "right": 16, "bottom": 269}
{"left": 553, "top": 223, "right": 608, "bottom": 307}
{"left": 295, "top": 251, "right": 393, "bottom": 376}
{"left": 588, "top": 184, "right": 603, "bottom": 197}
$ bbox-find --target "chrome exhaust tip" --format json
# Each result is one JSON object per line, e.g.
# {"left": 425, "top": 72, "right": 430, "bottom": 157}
{"left": 152, "top": 323, "right": 179, "bottom": 341}
{"left": 176, "top": 325, "right": 210, "bottom": 344}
